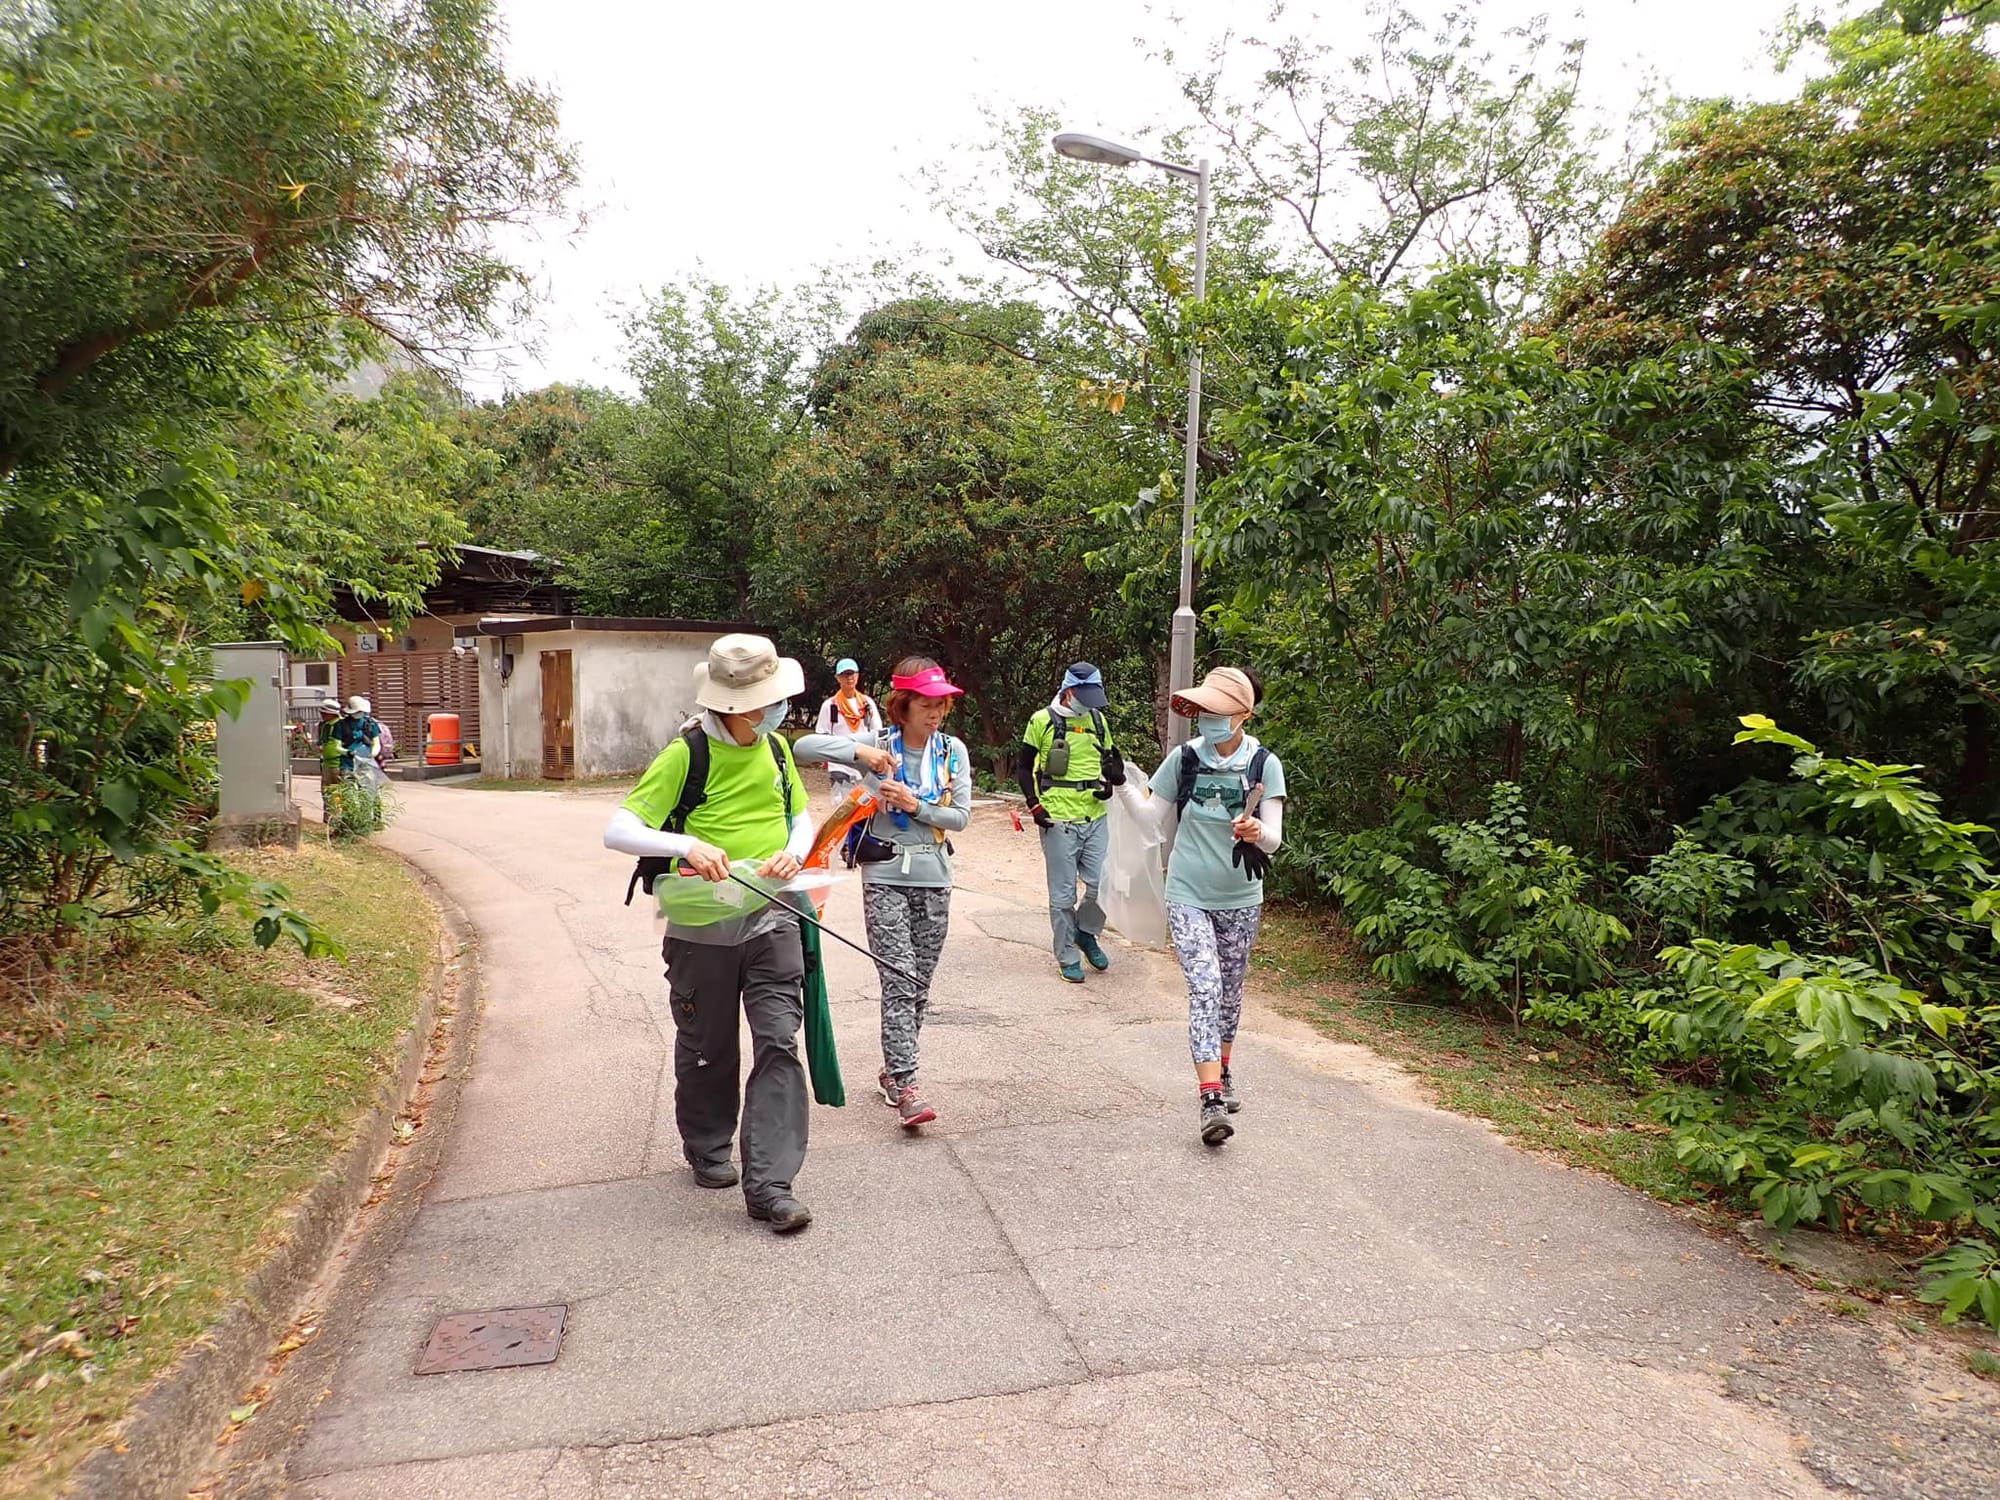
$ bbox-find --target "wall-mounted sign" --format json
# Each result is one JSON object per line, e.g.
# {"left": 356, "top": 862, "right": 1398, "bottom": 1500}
{"left": 356, "top": 632, "right": 380, "bottom": 654}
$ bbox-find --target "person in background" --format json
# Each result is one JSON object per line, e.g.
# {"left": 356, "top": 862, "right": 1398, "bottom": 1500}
{"left": 796, "top": 656, "right": 972, "bottom": 1129}
{"left": 601, "top": 635, "right": 818, "bottom": 1233}
{"left": 1118, "top": 666, "right": 1284, "bottom": 1147}
{"left": 317, "top": 701, "right": 344, "bottom": 818}
{"left": 814, "top": 657, "right": 882, "bottom": 796}
{"left": 1017, "top": 662, "right": 1125, "bottom": 983}
{"left": 326, "top": 695, "right": 383, "bottom": 774}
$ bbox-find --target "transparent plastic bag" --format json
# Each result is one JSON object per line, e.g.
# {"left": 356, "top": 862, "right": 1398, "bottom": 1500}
{"left": 1103, "top": 767, "right": 1170, "bottom": 949}
{"left": 655, "top": 859, "right": 842, "bottom": 945}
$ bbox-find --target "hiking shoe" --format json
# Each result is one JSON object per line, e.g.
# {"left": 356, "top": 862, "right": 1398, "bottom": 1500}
{"left": 746, "top": 1195, "right": 813, "bottom": 1234}
{"left": 896, "top": 1082, "right": 937, "bottom": 1129}
{"left": 1077, "top": 934, "right": 1110, "bottom": 971}
{"left": 690, "top": 1159, "right": 739, "bottom": 1189}
{"left": 1220, "top": 1066, "right": 1241, "bottom": 1114}
{"left": 1200, "top": 1095, "right": 1234, "bottom": 1146}
{"left": 877, "top": 1069, "right": 899, "bottom": 1107}
{"left": 1059, "top": 960, "right": 1086, "bottom": 984}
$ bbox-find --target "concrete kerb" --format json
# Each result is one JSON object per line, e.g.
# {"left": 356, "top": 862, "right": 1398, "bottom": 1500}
{"left": 64, "top": 854, "right": 480, "bottom": 1500}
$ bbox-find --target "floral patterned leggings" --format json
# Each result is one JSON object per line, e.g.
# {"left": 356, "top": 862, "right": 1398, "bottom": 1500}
{"left": 1167, "top": 902, "right": 1263, "bottom": 1064}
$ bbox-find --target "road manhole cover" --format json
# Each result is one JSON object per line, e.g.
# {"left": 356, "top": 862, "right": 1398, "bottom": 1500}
{"left": 415, "top": 1304, "right": 566, "bottom": 1375}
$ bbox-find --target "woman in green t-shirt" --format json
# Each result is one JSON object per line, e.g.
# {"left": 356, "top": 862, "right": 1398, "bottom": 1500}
{"left": 1119, "top": 666, "right": 1285, "bottom": 1147}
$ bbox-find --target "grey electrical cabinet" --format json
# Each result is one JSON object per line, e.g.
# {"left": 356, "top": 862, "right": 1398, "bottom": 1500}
{"left": 210, "top": 641, "right": 300, "bottom": 848}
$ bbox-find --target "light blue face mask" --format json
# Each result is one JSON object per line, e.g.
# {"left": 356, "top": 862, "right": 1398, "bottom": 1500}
{"left": 756, "top": 700, "right": 789, "bottom": 737}
{"left": 1197, "top": 712, "right": 1237, "bottom": 742}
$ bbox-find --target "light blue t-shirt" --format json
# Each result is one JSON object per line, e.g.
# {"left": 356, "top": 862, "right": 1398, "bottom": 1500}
{"left": 1148, "top": 733, "right": 1287, "bottom": 911}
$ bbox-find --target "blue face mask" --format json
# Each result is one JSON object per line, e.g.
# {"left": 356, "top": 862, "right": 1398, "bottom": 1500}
{"left": 1197, "top": 712, "right": 1236, "bottom": 743}
{"left": 756, "top": 700, "right": 789, "bottom": 737}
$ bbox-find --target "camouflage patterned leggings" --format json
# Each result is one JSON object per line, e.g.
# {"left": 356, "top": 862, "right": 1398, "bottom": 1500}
{"left": 1168, "top": 902, "right": 1263, "bottom": 1064}
{"left": 863, "top": 884, "right": 952, "bottom": 1085}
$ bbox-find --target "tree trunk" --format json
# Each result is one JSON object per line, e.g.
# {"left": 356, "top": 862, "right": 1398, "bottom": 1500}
{"left": 1958, "top": 700, "right": 1992, "bottom": 805}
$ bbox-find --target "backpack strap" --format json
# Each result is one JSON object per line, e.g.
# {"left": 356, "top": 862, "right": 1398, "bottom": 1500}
{"left": 661, "top": 724, "right": 710, "bottom": 833}
{"left": 1173, "top": 745, "right": 1201, "bottom": 816}
{"left": 770, "top": 733, "right": 795, "bottom": 821}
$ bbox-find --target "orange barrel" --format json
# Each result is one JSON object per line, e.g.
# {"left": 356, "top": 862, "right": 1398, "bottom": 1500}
{"left": 425, "top": 712, "right": 462, "bottom": 764}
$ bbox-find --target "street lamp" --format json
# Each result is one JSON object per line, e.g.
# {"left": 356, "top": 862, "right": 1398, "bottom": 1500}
{"left": 1053, "top": 130, "right": 1210, "bottom": 747}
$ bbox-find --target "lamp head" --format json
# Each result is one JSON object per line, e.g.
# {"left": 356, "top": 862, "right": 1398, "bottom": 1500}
{"left": 1053, "top": 132, "right": 1144, "bottom": 168}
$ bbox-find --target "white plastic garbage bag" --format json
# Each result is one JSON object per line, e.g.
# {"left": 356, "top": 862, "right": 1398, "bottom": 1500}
{"left": 1103, "top": 767, "right": 1170, "bottom": 949}
{"left": 655, "top": 860, "right": 843, "bottom": 946}
{"left": 354, "top": 756, "right": 388, "bottom": 793}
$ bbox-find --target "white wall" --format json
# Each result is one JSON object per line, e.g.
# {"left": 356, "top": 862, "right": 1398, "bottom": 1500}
{"left": 477, "top": 628, "right": 728, "bottom": 779}
{"left": 479, "top": 630, "right": 549, "bottom": 779}
{"left": 572, "top": 631, "right": 717, "bottom": 778}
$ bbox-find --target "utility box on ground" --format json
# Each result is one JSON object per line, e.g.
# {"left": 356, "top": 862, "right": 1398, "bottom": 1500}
{"left": 210, "top": 641, "right": 301, "bottom": 850}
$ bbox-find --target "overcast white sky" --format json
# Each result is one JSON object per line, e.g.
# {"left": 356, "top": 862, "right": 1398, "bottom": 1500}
{"left": 470, "top": 0, "right": 1804, "bottom": 396}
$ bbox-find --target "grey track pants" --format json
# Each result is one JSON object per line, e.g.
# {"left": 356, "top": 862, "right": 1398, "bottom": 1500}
{"left": 663, "top": 922, "right": 807, "bottom": 1207}
{"left": 1040, "top": 816, "right": 1108, "bottom": 964}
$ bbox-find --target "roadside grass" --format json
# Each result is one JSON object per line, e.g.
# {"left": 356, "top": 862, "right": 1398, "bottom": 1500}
{"left": 1253, "top": 903, "right": 1693, "bottom": 1204}
{"left": 0, "top": 830, "right": 435, "bottom": 1499}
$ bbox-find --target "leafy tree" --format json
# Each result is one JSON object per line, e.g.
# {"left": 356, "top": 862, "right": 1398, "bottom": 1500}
{"left": 1550, "top": 25, "right": 2000, "bottom": 799}
{"left": 1209, "top": 270, "right": 1791, "bottom": 857}
{"left": 762, "top": 298, "right": 1119, "bottom": 766}
{"left": 0, "top": 0, "right": 570, "bottom": 957}
{"left": 459, "top": 281, "right": 829, "bottom": 619}
{"left": 0, "top": 0, "right": 573, "bottom": 476}
{"left": 452, "top": 384, "right": 642, "bottom": 606}
{"left": 1169, "top": 0, "right": 1615, "bottom": 293}
{"left": 230, "top": 369, "right": 472, "bottom": 632}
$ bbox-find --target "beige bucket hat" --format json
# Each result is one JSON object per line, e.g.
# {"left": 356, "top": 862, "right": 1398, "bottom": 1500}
{"left": 694, "top": 633, "right": 805, "bottom": 715}
{"left": 1170, "top": 666, "right": 1257, "bottom": 719}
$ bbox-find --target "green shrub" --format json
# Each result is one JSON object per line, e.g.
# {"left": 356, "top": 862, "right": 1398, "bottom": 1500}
{"left": 325, "top": 775, "right": 392, "bottom": 842}
{"left": 1327, "top": 782, "right": 1632, "bottom": 1023}
{"left": 1633, "top": 718, "right": 2000, "bottom": 1326}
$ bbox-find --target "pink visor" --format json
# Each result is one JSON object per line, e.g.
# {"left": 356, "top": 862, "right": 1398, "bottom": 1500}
{"left": 891, "top": 665, "right": 964, "bottom": 698}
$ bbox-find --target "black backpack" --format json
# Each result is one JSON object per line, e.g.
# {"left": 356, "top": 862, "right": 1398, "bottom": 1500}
{"left": 1174, "top": 743, "right": 1272, "bottom": 818}
{"left": 622, "top": 725, "right": 795, "bottom": 905}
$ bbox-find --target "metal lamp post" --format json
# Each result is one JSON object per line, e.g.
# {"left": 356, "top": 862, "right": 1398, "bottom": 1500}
{"left": 1053, "top": 131, "right": 1210, "bottom": 746}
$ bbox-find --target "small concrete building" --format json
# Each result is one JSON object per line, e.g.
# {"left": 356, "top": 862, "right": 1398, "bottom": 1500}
{"left": 475, "top": 617, "right": 755, "bottom": 780}
{"left": 287, "top": 546, "right": 570, "bottom": 764}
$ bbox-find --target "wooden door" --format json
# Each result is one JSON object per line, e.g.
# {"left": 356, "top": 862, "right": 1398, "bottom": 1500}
{"left": 540, "top": 650, "right": 574, "bottom": 780}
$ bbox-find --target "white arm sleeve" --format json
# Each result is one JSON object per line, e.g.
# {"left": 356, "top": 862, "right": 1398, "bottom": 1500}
{"left": 1116, "top": 779, "right": 1175, "bottom": 836}
{"left": 1255, "top": 798, "right": 1284, "bottom": 854}
{"left": 784, "top": 810, "right": 814, "bottom": 861}
{"left": 603, "top": 807, "right": 694, "bottom": 860}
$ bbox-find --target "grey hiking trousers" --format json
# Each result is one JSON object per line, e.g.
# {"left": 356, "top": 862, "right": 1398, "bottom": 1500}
{"left": 663, "top": 921, "right": 807, "bottom": 1208}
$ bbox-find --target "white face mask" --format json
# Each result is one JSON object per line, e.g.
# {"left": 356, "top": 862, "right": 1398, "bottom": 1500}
{"left": 1197, "top": 712, "right": 1237, "bottom": 742}
{"left": 755, "top": 700, "right": 789, "bottom": 738}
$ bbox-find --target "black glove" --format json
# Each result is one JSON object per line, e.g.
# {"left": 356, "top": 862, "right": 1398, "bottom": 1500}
{"left": 1093, "top": 783, "right": 1114, "bottom": 800}
{"left": 1031, "top": 804, "right": 1054, "bottom": 830}
{"left": 1103, "top": 756, "right": 1127, "bottom": 787}
{"left": 1231, "top": 840, "right": 1273, "bottom": 880}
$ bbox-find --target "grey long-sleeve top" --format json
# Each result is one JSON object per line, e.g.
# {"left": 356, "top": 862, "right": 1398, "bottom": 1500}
{"left": 793, "top": 729, "right": 973, "bottom": 889}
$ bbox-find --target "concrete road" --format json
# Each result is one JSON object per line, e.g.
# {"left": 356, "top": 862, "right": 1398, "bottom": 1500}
{"left": 264, "top": 777, "right": 1997, "bottom": 1499}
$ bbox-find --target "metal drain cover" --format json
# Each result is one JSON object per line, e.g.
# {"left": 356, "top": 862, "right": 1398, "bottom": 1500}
{"left": 415, "top": 1304, "right": 566, "bottom": 1375}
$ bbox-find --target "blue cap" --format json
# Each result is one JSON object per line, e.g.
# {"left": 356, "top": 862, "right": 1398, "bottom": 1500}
{"left": 1061, "top": 661, "right": 1108, "bottom": 709}
{"left": 835, "top": 658, "right": 859, "bottom": 675}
